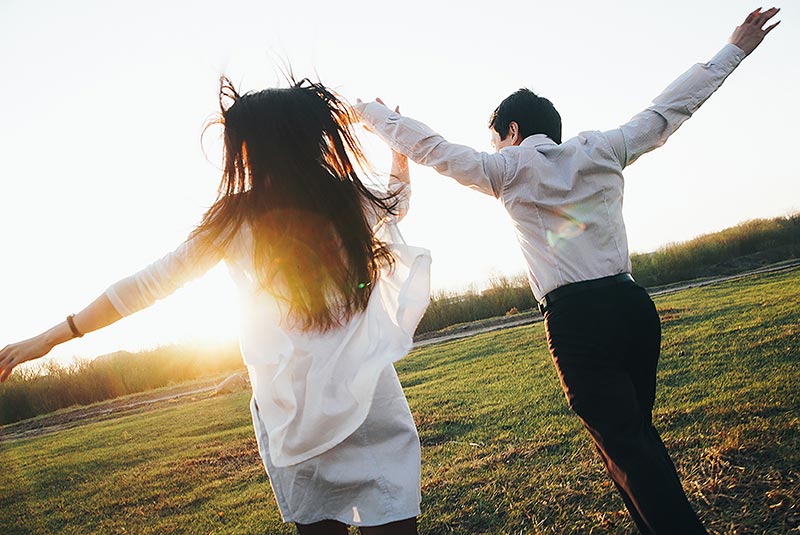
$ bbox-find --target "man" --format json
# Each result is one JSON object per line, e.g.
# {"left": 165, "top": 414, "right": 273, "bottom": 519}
{"left": 356, "top": 8, "right": 780, "bottom": 535}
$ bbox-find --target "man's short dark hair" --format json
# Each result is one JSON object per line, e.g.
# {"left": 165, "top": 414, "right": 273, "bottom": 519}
{"left": 489, "top": 88, "right": 562, "bottom": 144}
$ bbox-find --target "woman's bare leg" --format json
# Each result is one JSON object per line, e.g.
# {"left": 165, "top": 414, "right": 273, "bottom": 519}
{"left": 359, "top": 517, "right": 417, "bottom": 535}
{"left": 296, "top": 520, "right": 349, "bottom": 535}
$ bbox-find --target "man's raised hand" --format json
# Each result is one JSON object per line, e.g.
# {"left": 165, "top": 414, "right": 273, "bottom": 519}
{"left": 730, "top": 7, "right": 781, "bottom": 55}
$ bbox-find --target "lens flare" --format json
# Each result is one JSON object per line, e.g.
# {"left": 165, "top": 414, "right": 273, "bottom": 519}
{"left": 546, "top": 205, "right": 589, "bottom": 248}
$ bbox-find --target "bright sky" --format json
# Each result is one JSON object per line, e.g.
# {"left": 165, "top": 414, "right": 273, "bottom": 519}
{"left": 1, "top": 0, "right": 797, "bottom": 366}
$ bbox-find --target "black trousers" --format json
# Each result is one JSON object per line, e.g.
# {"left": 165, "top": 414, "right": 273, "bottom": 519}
{"left": 543, "top": 281, "right": 707, "bottom": 535}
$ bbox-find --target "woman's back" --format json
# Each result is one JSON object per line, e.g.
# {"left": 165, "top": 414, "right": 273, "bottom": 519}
{"left": 104, "top": 147, "right": 429, "bottom": 468}
{"left": 219, "top": 185, "right": 429, "bottom": 466}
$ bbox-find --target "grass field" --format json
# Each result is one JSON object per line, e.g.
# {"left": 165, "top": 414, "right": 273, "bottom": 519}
{"left": 1, "top": 268, "right": 799, "bottom": 534}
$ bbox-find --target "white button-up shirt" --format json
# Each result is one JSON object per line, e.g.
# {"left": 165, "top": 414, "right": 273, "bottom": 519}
{"left": 104, "top": 182, "right": 432, "bottom": 467}
{"left": 357, "top": 44, "right": 746, "bottom": 300}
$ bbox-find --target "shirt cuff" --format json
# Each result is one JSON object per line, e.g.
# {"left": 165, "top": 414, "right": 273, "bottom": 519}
{"left": 355, "top": 101, "right": 395, "bottom": 128}
{"left": 710, "top": 43, "right": 746, "bottom": 71}
{"left": 104, "top": 285, "right": 135, "bottom": 317}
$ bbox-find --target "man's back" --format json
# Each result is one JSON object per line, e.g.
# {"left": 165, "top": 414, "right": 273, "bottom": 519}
{"left": 494, "top": 131, "right": 630, "bottom": 299}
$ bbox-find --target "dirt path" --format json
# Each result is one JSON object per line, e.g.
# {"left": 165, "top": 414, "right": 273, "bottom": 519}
{"left": 647, "top": 258, "right": 800, "bottom": 296}
{"left": 0, "top": 382, "right": 220, "bottom": 442}
{"left": 3, "top": 260, "right": 798, "bottom": 443}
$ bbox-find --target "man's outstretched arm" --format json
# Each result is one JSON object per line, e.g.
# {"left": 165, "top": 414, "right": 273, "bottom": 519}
{"left": 355, "top": 101, "right": 508, "bottom": 198}
{"left": 605, "top": 7, "right": 780, "bottom": 168}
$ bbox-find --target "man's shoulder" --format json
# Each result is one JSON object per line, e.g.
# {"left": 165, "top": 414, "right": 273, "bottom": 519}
{"left": 571, "top": 130, "right": 608, "bottom": 144}
{"left": 562, "top": 130, "right": 617, "bottom": 155}
{"left": 528, "top": 130, "right": 620, "bottom": 169}
{"left": 516, "top": 131, "right": 609, "bottom": 150}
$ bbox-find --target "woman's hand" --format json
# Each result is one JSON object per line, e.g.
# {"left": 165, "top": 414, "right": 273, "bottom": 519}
{"left": 0, "top": 294, "right": 124, "bottom": 382}
{"left": 354, "top": 98, "right": 410, "bottom": 188}
{"left": 0, "top": 336, "right": 53, "bottom": 382}
{"left": 730, "top": 7, "right": 780, "bottom": 56}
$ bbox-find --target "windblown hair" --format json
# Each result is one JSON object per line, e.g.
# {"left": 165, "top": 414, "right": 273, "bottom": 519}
{"left": 489, "top": 88, "right": 562, "bottom": 144}
{"left": 193, "top": 77, "right": 396, "bottom": 332}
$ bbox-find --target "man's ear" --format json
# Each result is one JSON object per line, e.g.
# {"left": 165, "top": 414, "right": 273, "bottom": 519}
{"left": 509, "top": 121, "right": 521, "bottom": 145}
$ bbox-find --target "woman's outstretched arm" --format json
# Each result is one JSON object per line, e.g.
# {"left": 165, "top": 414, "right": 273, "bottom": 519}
{"left": 0, "top": 293, "right": 122, "bottom": 382}
{"left": 1, "top": 231, "right": 224, "bottom": 382}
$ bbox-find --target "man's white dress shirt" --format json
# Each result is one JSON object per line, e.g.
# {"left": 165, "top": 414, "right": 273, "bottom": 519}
{"left": 357, "top": 44, "right": 746, "bottom": 301}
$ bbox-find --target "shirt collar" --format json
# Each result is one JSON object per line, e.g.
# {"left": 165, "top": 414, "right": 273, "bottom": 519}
{"left": 520, "top": 134, "right": 557, "bottom": 148}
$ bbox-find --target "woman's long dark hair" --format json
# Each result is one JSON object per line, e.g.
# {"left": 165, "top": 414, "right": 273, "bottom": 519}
{"left": 193, "top": 77, "right": 396, "bottom": 332}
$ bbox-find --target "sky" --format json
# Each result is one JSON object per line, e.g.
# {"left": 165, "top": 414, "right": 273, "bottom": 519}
{"left": 1, "top": 0, "right": 797, "bottom": 366}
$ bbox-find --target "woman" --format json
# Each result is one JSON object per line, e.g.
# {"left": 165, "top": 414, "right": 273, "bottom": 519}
{"left": 0, "top": 78, "right": 431, "bottom": 535}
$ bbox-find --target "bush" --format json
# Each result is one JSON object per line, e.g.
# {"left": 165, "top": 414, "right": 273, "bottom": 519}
{"left": 0, "top": 343, "right": 244, "bottom": 425}
{"left": 631, "top": 214, "right": 800, "bottom": 287}
{"left": 416, "top": 274, "right": 536, "bottom": 334}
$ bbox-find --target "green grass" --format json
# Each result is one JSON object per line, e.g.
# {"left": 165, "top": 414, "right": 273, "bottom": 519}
{"left": 2, "top": 269, "right": 799, "bottom": 534}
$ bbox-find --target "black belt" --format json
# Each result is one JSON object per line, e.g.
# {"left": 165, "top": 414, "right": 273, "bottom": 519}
{"left": 538, "top": 273, "right": 635, "bottom": 314}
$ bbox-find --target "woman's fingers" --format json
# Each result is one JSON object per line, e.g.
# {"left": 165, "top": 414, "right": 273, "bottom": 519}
{"left": 0, "top": 340, "right": 44, "bottom": 382}
{"left": 0, "top": 348, "right": 17, "bottom": 382}
{"left": 1, "top": 365, "right": 14, "bottom": 382}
